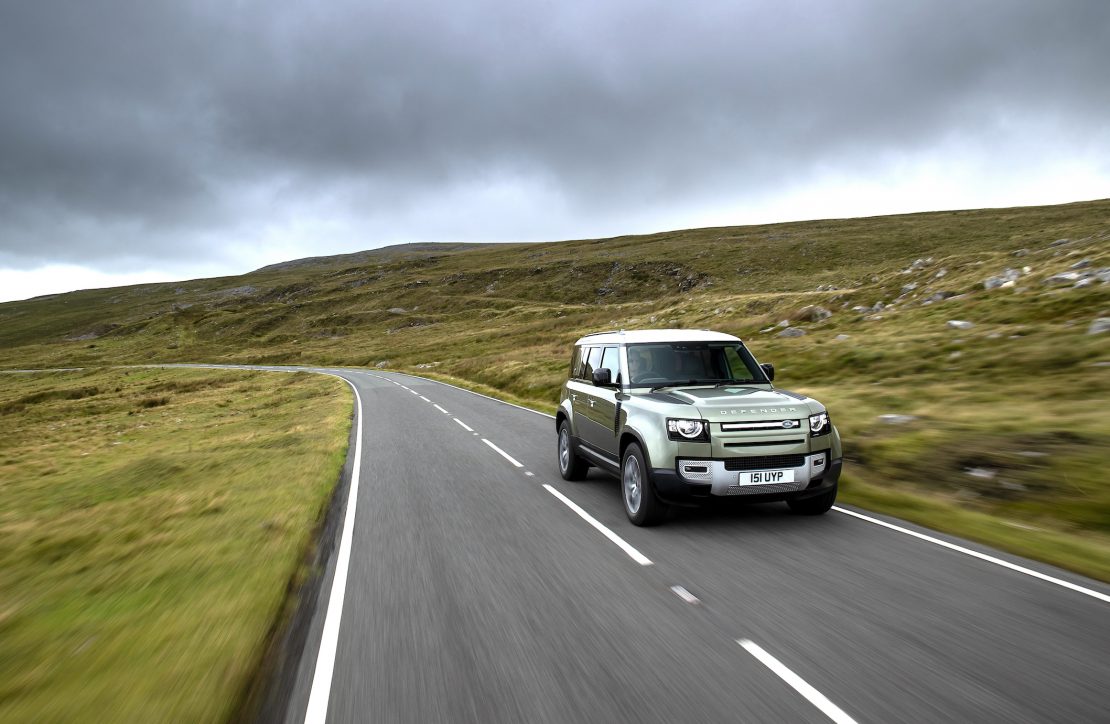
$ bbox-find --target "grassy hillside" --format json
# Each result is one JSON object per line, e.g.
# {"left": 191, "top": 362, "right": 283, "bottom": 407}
{"left": 2, "top": 199, "right": 1109, "bottom": 578}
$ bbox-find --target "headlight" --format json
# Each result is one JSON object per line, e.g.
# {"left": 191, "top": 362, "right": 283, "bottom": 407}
{"left": 667, "top": 418, "right": 710, "bottom": 442}
{"left": 809, "top": 412, "right": 830, "bottom": 436}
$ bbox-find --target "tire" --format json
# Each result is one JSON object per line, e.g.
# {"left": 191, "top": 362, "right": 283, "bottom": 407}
{"left": 558, "top": 420, "right": 589, "bottom": 481}
{"left": 787, "top": 482, "right": 838, "bottom": 515}
{"left": 621, "top": 443, "right": 667, "bottom": 526}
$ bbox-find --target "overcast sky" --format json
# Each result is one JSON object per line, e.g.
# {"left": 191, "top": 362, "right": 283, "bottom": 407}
{"left": 1, "top": 0, "right": 1108, "bottom": 302}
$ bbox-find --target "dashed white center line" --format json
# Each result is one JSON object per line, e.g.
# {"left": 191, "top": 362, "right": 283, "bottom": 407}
{"left": 482, "top": 438, "right": 524, "bottom": 467}
{"left": 670, "top": 585, "right": 700, "bottom": 604}
{"left": 409, "top": 389, "right": 418, "bottom": 395}
{"left": 542, "top": 484, "right": 653, "bottom": 566}
{"left": 433, "top": 404, "right": 449, "bottom": 414}
{"left": 453, "top": 418, "right": 474, "bottom": 432}
{"left": 419, "top": 395, "right": 431, "bottom": 402}
{"left": 738, "top": 640, "right": 858, "bottom": 724}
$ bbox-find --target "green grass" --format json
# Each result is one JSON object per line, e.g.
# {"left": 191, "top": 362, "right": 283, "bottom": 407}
{"left": 1, "top": 197, "right": 1108, "bottom": 582}
{"left": 0, "top": 368, "right": 351, "bottom": 723}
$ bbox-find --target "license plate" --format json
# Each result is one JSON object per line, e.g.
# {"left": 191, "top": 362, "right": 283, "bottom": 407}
{"left": 738, "top": 470, "right": 794, "bottom": 485}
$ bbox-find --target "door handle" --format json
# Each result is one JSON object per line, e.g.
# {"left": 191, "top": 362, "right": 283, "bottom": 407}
{"left": 588, "top": 399, "right": 595, "bottom": 408}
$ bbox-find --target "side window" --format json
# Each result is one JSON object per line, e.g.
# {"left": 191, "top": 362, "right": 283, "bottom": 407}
{"left": 569, "top": 346, "right": 584, "bottom": 378}
{"left": 584, "top": 346, "right": 603, "bottom": 379}
{"left": 600, "top": 346, "right": 622, "bottom": 384}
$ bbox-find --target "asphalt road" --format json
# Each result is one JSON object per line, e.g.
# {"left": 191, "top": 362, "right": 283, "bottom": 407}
{"left": 236, "top": 366, "right": 1109, "bottom": 724}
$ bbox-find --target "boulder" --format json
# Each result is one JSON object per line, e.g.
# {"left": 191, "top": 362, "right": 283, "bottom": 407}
{"left": 1089, "top": 318, "right": 1110, "bottom": 335}
{"left": 984, "top": 268, "right": 1021, "bottom": 290}
{"left": 922, "top": 291, "right": 957, "bottom": 304}
{"left": 1042, "top": 272, "right": 1081, "bottom": 286}
{"left": 878, "top": 414, "right": 917, "bottom": 424}
{"left": 777, "top": 327, "right": 806, "bottom": 338}
{"left": 796, "top": 305, "right": 833, "bottom": 322}
{"left": 901, "top": 257, "right": 933, "bottom": 274}
{"left": 947, "top": 320, "right": 974, "bottom": 330}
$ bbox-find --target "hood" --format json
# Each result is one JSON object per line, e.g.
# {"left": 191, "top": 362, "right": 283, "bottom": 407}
{"left": 667, "top": 386, "right": 819, "bottom": 421}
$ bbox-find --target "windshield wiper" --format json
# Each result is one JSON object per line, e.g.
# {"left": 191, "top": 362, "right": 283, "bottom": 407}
{"left": 714, "top": 379, "right": 756, "bottom": 387}
{"left": 649, "top": 379, "right": 701, "bottom": 392}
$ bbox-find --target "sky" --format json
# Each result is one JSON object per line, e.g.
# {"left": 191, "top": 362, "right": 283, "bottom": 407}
{"left": 1, "top": 0, "right": 1108, "bottom": 302}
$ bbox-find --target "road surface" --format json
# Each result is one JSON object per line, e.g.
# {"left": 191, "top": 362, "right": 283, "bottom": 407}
{"left": 207, "top": 366, "right": 1109, "bottom": 723}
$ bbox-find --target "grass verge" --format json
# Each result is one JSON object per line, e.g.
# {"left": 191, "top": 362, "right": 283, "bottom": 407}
{"left": 0, "top": 367, "right": 350, "bottom": 723}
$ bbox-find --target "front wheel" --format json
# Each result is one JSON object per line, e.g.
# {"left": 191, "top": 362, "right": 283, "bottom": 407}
{"left": 787, "top": 482, "right": 838, "bottom": 515}
{"left": 558, "top": 420, "right": 589, "bottom": 481}
{"left": 621, "top": 443, "right": 668, "bottom": 526}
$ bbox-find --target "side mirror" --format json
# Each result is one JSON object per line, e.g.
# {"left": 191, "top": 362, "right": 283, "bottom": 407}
{"left": 760, "top": 363, "right": 775, "bottom": 382}
{"left": 591, "top": 368, "right": 613, "bottom": 387}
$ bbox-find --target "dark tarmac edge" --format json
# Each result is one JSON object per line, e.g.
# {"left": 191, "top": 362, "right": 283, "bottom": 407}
{"left": 229, "top": 389, "right": 358, "bottom": 724}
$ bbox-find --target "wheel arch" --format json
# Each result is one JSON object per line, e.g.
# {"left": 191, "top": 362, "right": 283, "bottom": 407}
{"left": 619, "top": 429, "right": 652, "bottom": 469}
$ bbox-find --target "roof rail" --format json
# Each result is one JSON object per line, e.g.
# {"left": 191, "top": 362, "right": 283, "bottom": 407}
{"left": 579, "top": 330, "right": 621, "bottom": 338}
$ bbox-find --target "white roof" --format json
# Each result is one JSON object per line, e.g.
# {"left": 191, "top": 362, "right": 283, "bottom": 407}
{"left": 573, "top": 328, "right": 742, "bottom": 345}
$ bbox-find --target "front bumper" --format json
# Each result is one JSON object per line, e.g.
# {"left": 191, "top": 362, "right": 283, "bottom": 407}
{"left": 651, "top": 456, "right": 843, "bottom": 505}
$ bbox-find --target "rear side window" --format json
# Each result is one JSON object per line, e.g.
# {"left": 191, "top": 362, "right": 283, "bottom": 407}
{"left": 569, "top": 346, "right": 584, "bottom": 378}
{"left": 600, "top": 346, "right": 622, "bottom": 384}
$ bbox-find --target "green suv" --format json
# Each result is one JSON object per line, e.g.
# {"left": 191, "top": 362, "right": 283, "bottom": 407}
{"left": 556, "top": 329, "right": 843, "bottom": 525}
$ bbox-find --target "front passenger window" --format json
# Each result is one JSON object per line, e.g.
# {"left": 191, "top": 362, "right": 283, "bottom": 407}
{"left": 583, "top": 347, "right": 603, "bottom": 379}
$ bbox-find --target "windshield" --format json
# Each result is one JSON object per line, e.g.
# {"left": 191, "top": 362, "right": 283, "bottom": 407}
{"left": 626, "top": 342, "right": 767, "bottom": 388}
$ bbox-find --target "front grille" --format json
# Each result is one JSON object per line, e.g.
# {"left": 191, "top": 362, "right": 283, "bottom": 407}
{"left": 723, "top": 454, "right": 806, "bottom": 471}
{"left": 720, "top": 419, "right": 801, "bottom": 431}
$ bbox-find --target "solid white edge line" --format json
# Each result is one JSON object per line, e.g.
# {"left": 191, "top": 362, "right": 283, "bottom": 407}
{"left": 303, "top": 376, "right": 364, "bottom": 724}
{"left": 453, "top": 418, "right": 475, "bottom": 432}
{"left": 433, "top": 404, "right": 449, "bottom": 414}
{"left": 389, "top": 371, "right": 555, "bottom": 419}
{"left": 482, "top": 438, "right": 524, "bottom": 468}
{"left": 738, "top": 639, "right": 858, "bottom": 724}
{"left": 542, "top": 484, "right": 653, "bottom": 566}
{"left": 833, "top": 506, "right": 1110, "bottom": 604}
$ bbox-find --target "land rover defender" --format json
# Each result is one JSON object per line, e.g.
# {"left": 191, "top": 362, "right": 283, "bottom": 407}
{"left": 555, "top": 329, "right": 843, "bottom": 525}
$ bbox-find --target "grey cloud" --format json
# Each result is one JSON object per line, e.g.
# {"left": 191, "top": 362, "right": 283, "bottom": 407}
{"left": 1, "top": 0, "right": 1108, "bottom": 270}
